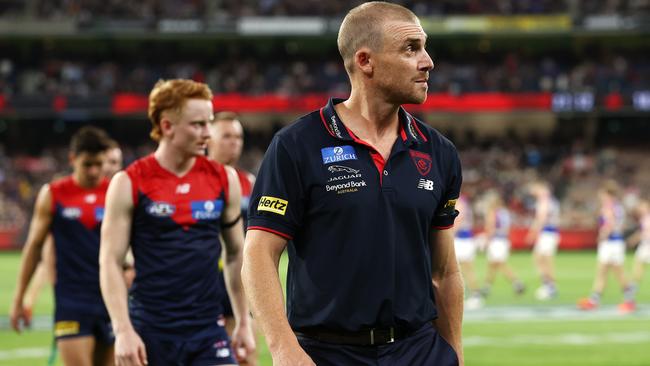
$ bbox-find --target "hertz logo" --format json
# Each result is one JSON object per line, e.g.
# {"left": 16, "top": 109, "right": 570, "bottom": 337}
{"left": 444, "top": 199, "right": 458, "bottom": 209}
{"left": 258, "top": 196, "right": 288, "bottom": 215}
{"left": 54, "top": 321, "right": 80, "bottom": 337}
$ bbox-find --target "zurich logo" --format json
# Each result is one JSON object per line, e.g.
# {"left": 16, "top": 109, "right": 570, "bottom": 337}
{"left": 321, "top": 145, "right": 357, "bottom": 165}
{"left": 204, "top": 200, "right": 215, "bottom": 212}
{"left": 192, "top": 200, "right": 223, "bottom": 220}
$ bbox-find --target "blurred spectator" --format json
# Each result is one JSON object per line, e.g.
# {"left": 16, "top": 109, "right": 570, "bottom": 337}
{"left": 0, "top": 50, "right": 647, "bottom": 97}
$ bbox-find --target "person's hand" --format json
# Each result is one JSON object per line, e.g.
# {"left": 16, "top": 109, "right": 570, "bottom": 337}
{"left": 114, "top": 328, "right": 148, "bottom": 366}
{"left": 9, "top": 299, "right": 30, "bottom": 333}
{"left": 231, "top": 318, "right": 256, "bottom": 362}
{"left": 272, "top": 344, "right": 316, "bottom": 366}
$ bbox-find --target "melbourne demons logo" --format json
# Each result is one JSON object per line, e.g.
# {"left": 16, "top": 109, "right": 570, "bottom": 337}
{"left": 409, "top": 150, "right": 432, "bottom": 176}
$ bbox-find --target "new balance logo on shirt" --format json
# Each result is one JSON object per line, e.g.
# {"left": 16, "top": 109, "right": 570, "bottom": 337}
{"left": 418, "top": 179, "right": 434, "bottom": 191}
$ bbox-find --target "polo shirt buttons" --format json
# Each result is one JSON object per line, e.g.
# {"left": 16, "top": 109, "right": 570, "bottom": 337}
{"left": 383, "top": 170, "right": 389, "bottom": 176}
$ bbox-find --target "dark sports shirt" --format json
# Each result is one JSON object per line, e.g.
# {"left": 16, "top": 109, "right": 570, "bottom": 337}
{"left": 248, "top": 98, "right": 462, "bottom": 332}
{"left": 50, "top": 176, "right": 109, "bottom": 315}
{"left": 125, "top": 154, "right": 230, "bottom": 337}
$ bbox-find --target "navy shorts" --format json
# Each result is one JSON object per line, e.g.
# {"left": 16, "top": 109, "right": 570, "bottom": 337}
{"left": 54, "top": 306, "right": 114, "bottom": 344}
{"left": 297, "top": 323, "right": 458, "bottom": 366}
{"left": 139, "top": 323, "right": 236, "bottom": 366}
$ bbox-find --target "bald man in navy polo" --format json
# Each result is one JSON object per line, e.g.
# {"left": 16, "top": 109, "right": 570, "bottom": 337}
{"left": 242, "top": 2, "right": 464, "bottom": 366}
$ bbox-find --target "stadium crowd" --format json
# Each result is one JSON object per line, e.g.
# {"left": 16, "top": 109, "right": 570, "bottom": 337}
{"left": 0, "top": 50, "right": 648, "bottom": 97}
{"left": 1, "top": 0, "right": 648, "bottom": 19}
{"left": 2, "top": 135, "right": 649, "bottom": 239}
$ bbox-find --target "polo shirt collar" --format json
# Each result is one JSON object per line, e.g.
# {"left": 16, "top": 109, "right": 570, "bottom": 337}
{"left": 319, "top": 98, "right": 427, "bottom": 147}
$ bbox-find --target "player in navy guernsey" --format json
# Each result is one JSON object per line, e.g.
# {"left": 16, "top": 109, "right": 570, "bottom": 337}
{"left": 100, "top": 79, "right": 254, "bottom": 366}
{"left": 207, "top": 111, "right": 258, "bottom": 366}
{"left": 242, "top": 3, "right": 463, "bottom": 366}
{"left": 11, "top": 126, "right": 115, "bottom": 366}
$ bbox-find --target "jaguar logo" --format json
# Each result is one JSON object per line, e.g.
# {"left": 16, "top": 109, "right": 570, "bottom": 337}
{"left": 328, "top": 165, "right": 359, "bottom": 174}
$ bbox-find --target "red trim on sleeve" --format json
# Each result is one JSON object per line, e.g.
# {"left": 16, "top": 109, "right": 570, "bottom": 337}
{"left": 48, "top": 183, "right": 57, "bottom": 214}
{"left": 432, "top": 224, "right": 454, "bottom": 230}
{"left": 247, "top": 226, "right": 293, "bottom": 240}
{"left": 319, "top": 108, "right": 336, "bottom": 137}
{"left": 124, "top": 169, "right": 139, "bottom": 206}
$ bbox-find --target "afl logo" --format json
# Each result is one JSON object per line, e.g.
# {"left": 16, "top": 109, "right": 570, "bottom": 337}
{"left": 147, "top": 202, "right": 176, "bottom": 217}
{"left": 61, "top": 207, "right": 82, "bottom": 220}
{"left": 333, "top": 146, "right": 344, "bottom": 156}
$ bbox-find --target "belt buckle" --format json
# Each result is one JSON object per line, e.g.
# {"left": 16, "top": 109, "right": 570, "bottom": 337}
{"left": 370, "top": 327, "right": 395, "bottom": 345}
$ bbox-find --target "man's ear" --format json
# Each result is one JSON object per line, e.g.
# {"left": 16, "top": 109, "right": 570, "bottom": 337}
{"left": 354, "top": 47, "right": 373, "bottom": 76}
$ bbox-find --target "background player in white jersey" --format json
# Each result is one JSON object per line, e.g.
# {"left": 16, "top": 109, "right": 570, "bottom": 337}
{"left": 627, "top": 199, "right": 650, "bottom": 298}
{"left": 578, "top": 180, "right": 636, "bottom": 313}
{"left": 481, "top": 191, "right": 525, "bottom": 298}
{"left": 525, "top": 181, "right": 561, "bottom": 300}
{"left": 453, "top": 193, "right": 482, "bottom": 309}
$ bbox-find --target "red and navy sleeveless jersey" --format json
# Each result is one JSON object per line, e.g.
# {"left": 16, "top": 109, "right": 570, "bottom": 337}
{"left": 50, "top": 176, "right": 109, "bottom": 314}
{"left": 248, "top": 98, "right": 462, "bottom": 332}
{"left": 125, "top": 154, "right": 230, "bottom": 336}
{"left": 236, "top": 168, "right": 254, "bottom": 228}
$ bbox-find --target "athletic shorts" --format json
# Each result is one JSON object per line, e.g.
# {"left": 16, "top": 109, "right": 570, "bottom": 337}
{"left": 454, "top": 237, "right": 476, "bottom": 262}
{"left": 635, "top": 240, "right": 650, "bottom": 264}
{"left": 533, "top": 231, "right": 560, "bottom": 256}
{"left": 297, "top": 323, "right": 458, "bottom": 366}
{"left": 138, "top": 322, "right": 236, "bottom": 366}
{"left": 487, "top": 237, "right": 510, "bottom": 263}
{"left": 54, "top": 305, "right": 114, "bottom": 344}
{"left": 597, "top": 239, "right": 625, "bottom": 265}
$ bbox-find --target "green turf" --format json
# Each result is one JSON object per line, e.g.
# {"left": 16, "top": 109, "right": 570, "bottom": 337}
{"left": 1, "top": 250, "right": 649, "bottom": 365}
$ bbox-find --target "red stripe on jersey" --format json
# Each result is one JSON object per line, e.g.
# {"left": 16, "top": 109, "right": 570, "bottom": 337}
{"left": 247, "top": 226, "right": 293, "bottom": 240}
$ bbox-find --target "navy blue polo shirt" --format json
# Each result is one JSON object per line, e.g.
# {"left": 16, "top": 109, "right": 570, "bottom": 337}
{"left": 248, "top": 98, "right": 462, "bottom": 332}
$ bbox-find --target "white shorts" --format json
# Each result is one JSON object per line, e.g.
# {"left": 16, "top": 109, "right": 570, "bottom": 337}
{"left": 487, "top": 238, "right": 510, "bottom": 263}
{"left": 455, "top": 237, "right": 476, "bottom": 262}
{"left": 597, "top": 239, "right": 625, "bottom": 265}
{"left": 635, "top": 241, "right": 650, "bottom": 264}
{"left": 533, "top": 231, "right": 560, "bottom": 256}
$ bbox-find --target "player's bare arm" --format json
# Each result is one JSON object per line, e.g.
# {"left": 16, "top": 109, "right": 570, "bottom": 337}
{"left": 221, "top": 165, "right": 256, "bottom": 360}
{"left": 242, "top": 230, "right": 315, "bottom": 366}
{"left": 430, "top": 228, "right": 465, "bottom": 365}
{"left": 99, "top": 171, "right": 147, "bottom": 366}
{"left": 10, "top": 184, "right": 53, "bottom": 332}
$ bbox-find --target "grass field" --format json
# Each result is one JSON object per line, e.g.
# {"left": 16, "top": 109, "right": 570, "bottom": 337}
{"left": 1, "top": 250, "right": 649, "bottom": 366}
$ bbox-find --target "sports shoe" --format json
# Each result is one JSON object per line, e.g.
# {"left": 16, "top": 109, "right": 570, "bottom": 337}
{"left": 618, "top": 300, "right": 636, "bottom": 314}
{"left": 513, "top": 281, "right": 526, "bottom": 296}
{"left": 577, "top": 297, "right": 598, "bottom": 310}
{"left": 535, "top": 285, "right": 557, "bottom": 301}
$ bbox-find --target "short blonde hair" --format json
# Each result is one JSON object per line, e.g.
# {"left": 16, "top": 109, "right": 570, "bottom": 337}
{"left": 211, "top": 111, "right": 239, "bottom": 124}
{"left": 337, "top": 1, "right": 419, "bottom": 74}
{"left": 147, "top": 79, "right": 213, "bottom": 141}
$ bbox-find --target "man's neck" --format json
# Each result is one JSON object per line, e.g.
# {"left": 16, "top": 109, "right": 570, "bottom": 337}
{"left": 154, "top": 141, "right": 196, "bottom": 177}
{"left": 336, "top": 92, "right": 400, "bottom": 144}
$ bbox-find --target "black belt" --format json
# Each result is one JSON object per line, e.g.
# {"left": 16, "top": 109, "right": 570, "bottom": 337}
{"left": 295, "top": 325, "right": 415, "bottom": 346}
